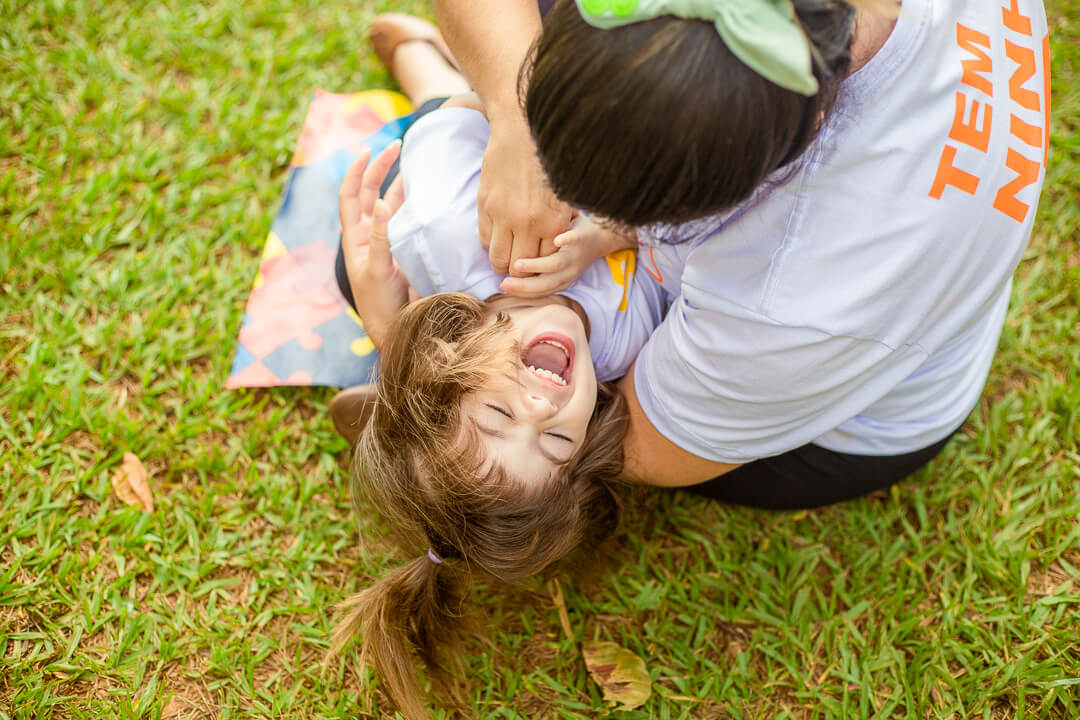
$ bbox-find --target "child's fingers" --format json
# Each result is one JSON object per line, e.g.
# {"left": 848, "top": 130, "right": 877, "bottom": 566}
{"left": 359, "top": 141, "right": 402, "bottom": 218}
{"left": 384, "top": 174, "right": 405, "bottom": 215}
{"left": 340, "top": 148, "right": 371, "bottom": 199}
{"left": 367, "top": 199, "right": 394, "bottom": 272}
{"left": 339, "top": 148, "right": 372, "bottom": 222}
{"left": 552, "top": 228, "right": 580, "bottom": 248}
{"left": 512, "top": 252, "right": 565, "bottom": 276}
{"left": 499, "top": 271, "right": 570, "bottom": 298}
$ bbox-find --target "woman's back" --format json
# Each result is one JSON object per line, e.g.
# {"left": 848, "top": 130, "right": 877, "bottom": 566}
{"left": 630, "top": 0, "right": 1050, "bottom": 460}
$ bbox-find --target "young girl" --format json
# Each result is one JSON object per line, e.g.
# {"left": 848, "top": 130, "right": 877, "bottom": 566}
{"left": 328, "top": 19, "right": 666, "bottom": 717}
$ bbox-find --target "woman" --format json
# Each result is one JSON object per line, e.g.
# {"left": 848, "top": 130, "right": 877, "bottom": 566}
{"left": 427, "top": 0, "right": 1051, "bottom": 508}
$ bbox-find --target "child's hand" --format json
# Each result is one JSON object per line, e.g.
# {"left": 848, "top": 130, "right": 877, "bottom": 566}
{"left": 498, "top": 216, "right": 636, "bottom": 298}
{"left": 340, "top": 142, "right": 409, "bottom": 351}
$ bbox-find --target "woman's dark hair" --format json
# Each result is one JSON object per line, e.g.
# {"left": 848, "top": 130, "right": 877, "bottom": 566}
{"left": 331, "top": 293, "right": 628, "bottom": 719}
{"left": 523, "top": 0, "right": 863, "bottom": 227}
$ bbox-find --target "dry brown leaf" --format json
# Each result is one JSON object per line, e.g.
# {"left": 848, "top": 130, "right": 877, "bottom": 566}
{"left": 111, "top": 452, "right": 153, "bottom": 512}
{"left": 161, "top": 696, "right": 182, "bottom": 718}
{"left": 546, "top": 577, "right": 574, "bottom": 640}
{"left": 582, "top": 640, "right": 651, "bottom": 711}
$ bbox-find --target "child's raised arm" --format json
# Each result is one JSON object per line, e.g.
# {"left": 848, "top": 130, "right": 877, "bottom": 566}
{"left": 339, "top": 143, "right": 409, "bottom": 352}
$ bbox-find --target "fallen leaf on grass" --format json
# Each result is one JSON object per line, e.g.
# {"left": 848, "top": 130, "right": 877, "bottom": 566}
{"left": 162, "top": 695, "right": 185, "bottom": 718}
{"left": 582, "top": 640, "right": 651, "bottom": 711}
{"left": 111, "top": 452, "right": 153, "bottom": 512}
{"left": 546, "top": 577, "right": 574, "bottom": 640}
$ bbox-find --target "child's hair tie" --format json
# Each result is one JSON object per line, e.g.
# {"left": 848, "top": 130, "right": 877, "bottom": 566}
{"left": 575, "top": 0, "right": 820, "bottom": 96}
{"left": 426, "top": 547, "right": 444, "bottom": 565}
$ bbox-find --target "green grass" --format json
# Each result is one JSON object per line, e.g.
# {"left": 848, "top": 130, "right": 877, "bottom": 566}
{"left": 1, "top": 1, "right": 1078, "bottom": 718}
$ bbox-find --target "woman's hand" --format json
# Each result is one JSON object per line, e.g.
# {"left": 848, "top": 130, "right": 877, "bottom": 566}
{"left": 430, "top": 0, "right": 565, "bottom": 275}
{"left": 478, "top": 113, "right": 574, "bottom": 276}
{"left": 498, "top": 215, "right": 637, "bottom": 298}
{"left": 340, "top": 142, "right": 409, "bottom": 352}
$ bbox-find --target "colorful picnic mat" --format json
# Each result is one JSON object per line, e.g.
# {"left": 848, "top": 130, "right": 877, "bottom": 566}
{"left": 227, "top": 89, "right": 415, "bottom": 389}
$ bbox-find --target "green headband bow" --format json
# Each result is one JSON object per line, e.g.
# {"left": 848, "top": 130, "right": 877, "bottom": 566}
{"left": 576, "top": 0, "right": 820, "bottom": 96}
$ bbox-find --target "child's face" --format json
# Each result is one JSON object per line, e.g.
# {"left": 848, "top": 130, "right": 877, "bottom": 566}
{"left": 459, "top": 295, "right": 598, "bottom": 487}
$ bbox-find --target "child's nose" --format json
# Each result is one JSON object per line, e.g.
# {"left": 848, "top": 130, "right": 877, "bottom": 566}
{"left": 521, "top": 391, "right": 558, "bottom": 421}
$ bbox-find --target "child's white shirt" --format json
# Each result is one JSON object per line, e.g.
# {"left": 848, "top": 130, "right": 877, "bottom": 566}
{"left": 387, "top": 107, "right": 667, "bottom": 382}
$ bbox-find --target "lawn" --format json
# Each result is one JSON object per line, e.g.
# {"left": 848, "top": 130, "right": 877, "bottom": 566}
{"left": 1, "top": 1, "right": 1078, "bottom": 718}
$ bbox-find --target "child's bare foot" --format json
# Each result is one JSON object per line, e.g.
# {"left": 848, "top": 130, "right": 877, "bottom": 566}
{"left": 370, "top": 14, "right": 470, "bottom": 106}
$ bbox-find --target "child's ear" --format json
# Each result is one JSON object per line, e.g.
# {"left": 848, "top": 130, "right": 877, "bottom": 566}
{"left": 330, "top": 383, "right": 379, "bottom": 445}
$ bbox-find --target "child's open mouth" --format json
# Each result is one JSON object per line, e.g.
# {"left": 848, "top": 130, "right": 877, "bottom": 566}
{"left": 523, "top": 334, "right": 574, "bottom": 387}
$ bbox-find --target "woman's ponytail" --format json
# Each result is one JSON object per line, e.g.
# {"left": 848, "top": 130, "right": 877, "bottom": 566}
{"left": 331, "top": 554, "right": 467, "bottom": 720}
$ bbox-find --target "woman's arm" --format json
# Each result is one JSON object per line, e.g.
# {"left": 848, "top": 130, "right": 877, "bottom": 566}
{"left": 431, "top": 0, "right": 573, "bottom": 276}
{"left": 431, "top": 0, "right": 538, "bottom": 118}
{"left": 616, "top": 362, "right": 741, "bottom": 486}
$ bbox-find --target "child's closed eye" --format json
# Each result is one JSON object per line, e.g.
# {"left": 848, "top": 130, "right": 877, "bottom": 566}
{"left": 485, "top": 403, "right": 573, "bottom": 448}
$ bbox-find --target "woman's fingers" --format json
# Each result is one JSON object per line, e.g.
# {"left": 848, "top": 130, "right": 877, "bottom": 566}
{"left": 508, "top": 234, "right": 543, "bottom": 278}
{"left": 538, "top": 233, "right": 559, "bottom": 257}
{"left": 359, "top": 141, "right": 402, "bottom": 218}
{"left": 488, "top": 223, "right": 514, "bottom": 274}
{"left": 478, "top": 208, "right": 493, "bottom": 250}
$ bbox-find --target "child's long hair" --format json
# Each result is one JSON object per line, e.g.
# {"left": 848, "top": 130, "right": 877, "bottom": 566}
{"left": 523, "top": 0, "right": 885, "bottom": 228}
{"left": 331, "top": 293, "right": 628, "bottom": 719}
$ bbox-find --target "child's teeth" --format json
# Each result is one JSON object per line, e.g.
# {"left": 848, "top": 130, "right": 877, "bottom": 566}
{"left": 528, "top": 365, "right": 567, "bottom": 385}
{"left": 539, "top": 340, "right": 570, "bottom": 358}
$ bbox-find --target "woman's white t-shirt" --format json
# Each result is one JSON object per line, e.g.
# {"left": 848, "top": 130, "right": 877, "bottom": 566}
{"left": 634, "top": 0, "right": 1050, "bottom": 461}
